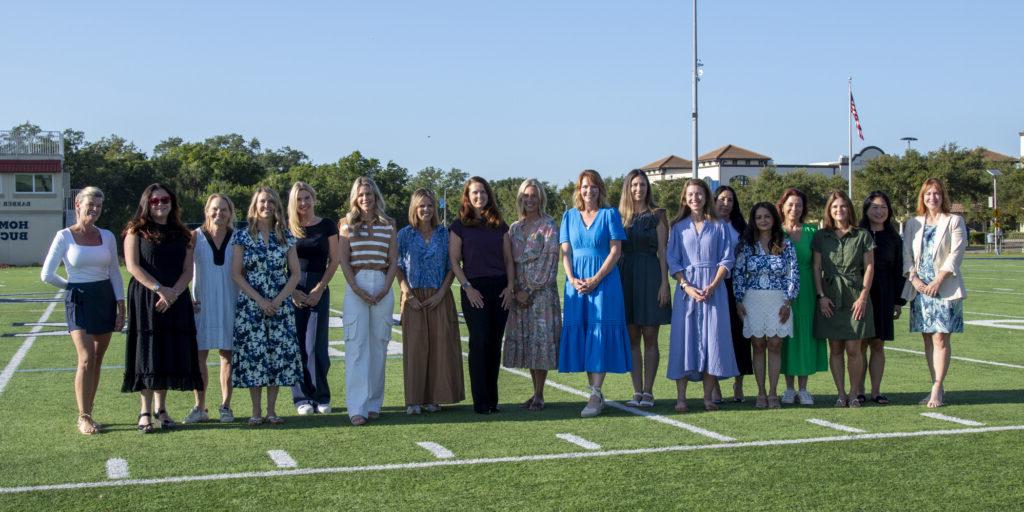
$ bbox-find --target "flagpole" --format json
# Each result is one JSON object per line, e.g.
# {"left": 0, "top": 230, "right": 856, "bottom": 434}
{"left": 848, "top": 76, "right": 853, "bottom": 198}
{"left": 692, "top": 0, "right": 699, "bottom": 181}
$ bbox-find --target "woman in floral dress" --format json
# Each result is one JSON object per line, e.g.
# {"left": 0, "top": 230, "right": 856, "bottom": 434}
{"left": 503, "top": 179, "right": 561, "bottom": 411}
{"left": 231, "top": 186, "right": 304, "bottom": 425}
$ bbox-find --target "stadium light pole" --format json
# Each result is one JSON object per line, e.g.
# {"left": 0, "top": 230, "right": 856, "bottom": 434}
{"left": 986, "top": 168, "right": 1001, "bottom": 255}
{"left": 900, "top": 137, "right": 918, "bottom": 152}
{"left": 691, "top": 0, "right": 699, "bottom": 181}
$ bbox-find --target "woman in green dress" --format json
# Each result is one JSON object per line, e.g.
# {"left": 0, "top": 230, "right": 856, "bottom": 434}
{"left": 811, "top": 191, "right": 875, "bottom": 408}
{"left": 777, "top": 189, "right": 827, "bottom": 406}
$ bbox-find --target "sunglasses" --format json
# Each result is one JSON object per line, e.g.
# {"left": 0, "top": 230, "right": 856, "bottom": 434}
{"left": 149, "top": 197, "right": 172, "bottom": 206}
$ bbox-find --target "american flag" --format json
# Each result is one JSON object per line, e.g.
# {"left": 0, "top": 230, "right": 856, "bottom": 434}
{"left": 850, "top": 92, "right": 864, "bottom": 140}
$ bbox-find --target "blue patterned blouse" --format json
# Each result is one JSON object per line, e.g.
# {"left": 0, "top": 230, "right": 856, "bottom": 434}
{"left": 397, "top": 225, "right": 450, "bottom": 289}
{"left": 733, "top": 238, "right": 799, "bottom": 302}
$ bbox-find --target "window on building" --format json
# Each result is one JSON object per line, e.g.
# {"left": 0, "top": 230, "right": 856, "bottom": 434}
{"left": 730, "top": 175, "right": 749, "bottom": 187}
{"left": 15, "top": 174, "right": 54, "bottom": 193}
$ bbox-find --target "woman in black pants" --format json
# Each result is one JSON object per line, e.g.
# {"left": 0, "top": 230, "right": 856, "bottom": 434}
{"left": 449, "top": 176, "right": 512, "bottom": 414}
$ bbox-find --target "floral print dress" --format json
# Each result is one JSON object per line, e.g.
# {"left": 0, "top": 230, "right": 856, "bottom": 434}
{"left": 910, "top": 225, "right": 964, "bottom": 334}
{"left": 232, "top": 228, "right": 303, "bottom": 388}
{"left": 503, "top": 216, "right": 561, "bottom": 370}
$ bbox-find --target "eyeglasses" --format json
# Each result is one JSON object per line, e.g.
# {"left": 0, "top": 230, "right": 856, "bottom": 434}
{"left": 149, "top": 197, "right": 172, "bottom": 206}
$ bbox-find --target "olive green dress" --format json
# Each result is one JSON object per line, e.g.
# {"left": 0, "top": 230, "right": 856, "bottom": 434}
{"left": 811, "top": 227, "right": 876, "bottom": 340}
{"left": 781, "top": 224, "right": 828, "bottom": 376}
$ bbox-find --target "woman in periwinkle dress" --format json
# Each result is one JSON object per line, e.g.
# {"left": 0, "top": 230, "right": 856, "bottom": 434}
{"left": 559, "top": 169, "right": 632, "bottom": 418}
{"left": 666, "top": 179, "right": 738, "bottom": 413}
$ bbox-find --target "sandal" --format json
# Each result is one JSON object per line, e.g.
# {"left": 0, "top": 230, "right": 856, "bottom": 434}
{"left": 137, "top": 412, "right": 154, "bottom": 434}
{"left": 520, "top": 397, "right": 536, "bottom": 409}
{"left": 871, "top": 395, "right": 890, "bottom": 405}
{"left": 848, "top": 396, "right": 862, "bottom": 408}
{"left": 639, "top": 393, "right": 655, "bottom": 408}
{"left": 350, "top": 415, "right": 367, "bottom": 426}
{"left": 754, "top": 395, "right": 768, "bottom": 409}
{"left": 704, "top": 400, "right": 719, "bottom": 412}
{"left": 528, "top": 398, "right": 545, "bottom": 411}
{"left": 368, "top": 411, "right": 380, "bottom": 420}
{"left": 247, "top": 416, "right": 263, "bottom": 426}
{"left": 266, "top": 415, "right": 285, "bottom": 425}
{"left": 77, "top": 414, "right": 98, "bottom": 435}
{"left": 835, "top": 397, "right": 848, "bottom": 408}
{"left": 674, "top": 401, "right": 688, "bottom": 414}
{"left": 625, "top": 392, "right": 643, "bottom": 408}
{"left": 855, "top": 394, "right": 867, "bottom": 406}
{"left": 767, "top": 396, "right": 781, "bottom": 409}
{"left": 155, "top": 409, "right": 177, "bottom": 430}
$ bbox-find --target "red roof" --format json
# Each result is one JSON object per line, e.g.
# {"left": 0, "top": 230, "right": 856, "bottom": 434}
{"left": 698, "top": 144, "right": 771, "bottom": 162}
{"left": 640, "top": 154, "right": 692, "bottom": 170}
{"left": 0, "top": 160, "right": 62, "bottom": 173}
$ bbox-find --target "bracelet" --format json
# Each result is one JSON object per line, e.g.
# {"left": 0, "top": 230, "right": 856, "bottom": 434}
{"left": 461, "top": 281, "right": 473, "bottom": 289}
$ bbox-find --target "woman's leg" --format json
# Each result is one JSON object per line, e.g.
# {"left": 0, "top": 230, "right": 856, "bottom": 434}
{"left": 675, "top": 379, "right": 688, "bottom": 411}
{"left": 929, "top": 333, "right": 951, "bottom": 407}
{"left": 70, "top": 330, "right": 95, "bottom": 417}
{"left": 828, "top": 340, "right": 847, "bottom": 400}
{"left": 194, "top": 349, "right": 209, "bottom": 410}
{"left": 703, "top": 374, "right": 719, "bottom": 409}
{"left": 641, "top": 325, "right": 661, "bottom": 395}
{"left": 88, "top": 334, "right": 111, "bottom": 416}
{"left": 138, "top": 390, "right": 153, "bottom": 428}
{"left": 866, "top": 339, "right": 885, "bottom": 398}
{"left": 627, "top": 324, "right": 643, "bottom": 394}
{"left": 845, "top": 340, "right": 864, "bottom": 399}
{"left": 530, "top": 369, "right": 547, "bottom": 402}
{"left": 766, "top": 337, "right": 782, "bottom": 398}
{"left": 250, "top": 388, "right": 263, "bottom": 418}
{"left": 267, "top": 386, "right": 279, "bottom": 417}
{"left": 751, "top": 338, "right": 767, "bottom": 399}
{"left": 218, "top": 350, "right": 233, "bottom": 408}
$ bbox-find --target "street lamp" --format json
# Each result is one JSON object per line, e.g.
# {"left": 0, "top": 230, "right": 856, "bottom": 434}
{"left": 986, "top": 168, "right": 1001, "bottom": 255}
{"left": 900, "top": 137, "right": 918, "bottom": 151}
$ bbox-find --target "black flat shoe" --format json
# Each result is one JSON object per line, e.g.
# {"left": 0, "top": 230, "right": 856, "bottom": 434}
{"left": 489, "top": 405, "right": 501, "bottom": 413}
{"left": 137, "top": 412, "right": 153, "bottom": 434}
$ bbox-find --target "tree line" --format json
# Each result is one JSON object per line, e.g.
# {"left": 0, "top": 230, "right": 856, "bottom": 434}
{"left": 10, "top": 122, "right": 1022, "bottom": 241}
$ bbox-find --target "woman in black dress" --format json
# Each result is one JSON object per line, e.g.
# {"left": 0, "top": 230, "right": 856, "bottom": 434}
{"left": 122, "top": 184, "right": 203, "bottom": 433}
{"left": 858, "top": 191, "right": 905, "bottom": 405}
{"left": 714, "top": 185, "right": 751, "bottom": 403}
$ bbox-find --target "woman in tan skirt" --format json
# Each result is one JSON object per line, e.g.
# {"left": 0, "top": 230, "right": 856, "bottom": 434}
{"left": 396, "top": 188, "right": 466, "bottom": 415}
{"left": 502, "top": 179, "right": 561, "bottom": 411}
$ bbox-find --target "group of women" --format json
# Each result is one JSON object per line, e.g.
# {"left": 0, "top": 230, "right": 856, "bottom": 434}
{"left": 41, "top": 171, "right": 966, "bottom": 434}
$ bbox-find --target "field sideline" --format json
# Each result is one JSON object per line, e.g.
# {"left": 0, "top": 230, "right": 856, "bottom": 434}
{"left": 0, "top": 257, "right": 1022, "bottom": 510}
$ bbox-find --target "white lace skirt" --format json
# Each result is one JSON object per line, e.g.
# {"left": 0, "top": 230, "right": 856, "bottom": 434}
{"left": 741, "top": 289, "right": 793, "bottom": 339}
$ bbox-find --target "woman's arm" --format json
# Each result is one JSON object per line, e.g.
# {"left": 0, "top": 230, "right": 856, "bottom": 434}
{"left": 449, "top": 230, "right": 484, "bottom": 308}
{"left": 40, "top": 231, "right": 69, "bottom": 290}
{"left": 581, "top": 240, "right": 621, "bottom": 293}
{"left": 926, "top": 216, "right": 966, "bottom": 296}
{"left": 337, "top": 223, "right": 373, "bottom": 304}
{"left": 375, "top": 227, "right": 400, "bottom": 304}
{"left": 703, "top": 225, "right": 735, "bottom": 298}
{"left": 274, "top": 245, "right": 303, "bottom": 309}
{"left": 813, "top": 250, "right": 833, "bottom": 318}
{"left": 106, "top": 231, "right": 126, "bottom": 328}
{"left": 502, "top": 232, "right": 517, "bottom": 309}
{"left": 304, "top": 233, "right": 341, "bottom": 308}
{"left": 655, "top": 212, "right": 671, "bottom": 307}
{"left": 231, "top": 244, "right": 274, "bottom": 316}
{"left": 124, "top": 232, "right": 176, "bottom": 313}
{"left": 167, "top": 233, "right": 196, "bottom": 308}
{"left": 852, "top": 249, "right": 874, "bottom": 321}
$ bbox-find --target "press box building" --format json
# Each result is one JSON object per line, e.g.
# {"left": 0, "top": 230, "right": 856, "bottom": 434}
{"left": 0, "top": 130, "right": 69, "bottom": 265}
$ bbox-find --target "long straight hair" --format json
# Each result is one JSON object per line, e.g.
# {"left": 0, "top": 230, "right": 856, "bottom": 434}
{"left": 288, "top": 181, "right": 316, "bottom": 238}
{"left": 123, "top": 183, "right": 192, "bottom": 245}
{"left": 859, "top": 190, "right": 898, "bottom": 235}
{"left": 458, "top": 176, "right": 505, "bottom": 228}
{"left": 619, "top": 169, "right": 658, "bottom": 228}
{"left": 345, "top": 176, "right": 393, "bottom": 229}
{"left": 246, "top": 186, "right": 289, "bottom": 245}
{"left": 201, "top": 193, "right": 235, "bottom": 235}
{"left": 915, "top": 177, "right": 952, "bottom": 216}
{"left": 714, "top": 185, "right": 746, "bottom": 234}
{"left": 671, "top": 179, "right": 716, "bottom": 225}
{"left": 822, "top": 190, "right": 857, "bottom": 231}
{"left": 739, "top": 202, "right": 785, "bottom": 255}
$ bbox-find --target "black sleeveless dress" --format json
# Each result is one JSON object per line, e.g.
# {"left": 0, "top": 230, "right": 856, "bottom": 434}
{"left": 122, "top": 224, "right": 203, "bottom": 392}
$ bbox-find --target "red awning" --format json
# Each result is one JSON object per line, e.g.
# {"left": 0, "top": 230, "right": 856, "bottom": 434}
{"left": 0, "top": 160, "right": 62, "bottom": 173}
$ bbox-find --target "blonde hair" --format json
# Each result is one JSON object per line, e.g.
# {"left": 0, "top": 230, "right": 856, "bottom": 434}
{"left": 407, "top": 188, "right": 439, "bottom": 230}
{"left": 344, "top": 176, "right": 392, "bottom": 229}
{"left": 915, "top": 177, "right": 952, "bottom": 216}
{"left": 573, "top": 169, "right": 608, "bottom": 210}
{"left": 246, "top": 186, "right": 289, "bottom": 245}
{"left": 75, "top": 186, "right": 104, "bottom": 206}
{"left": 671, "top": 179, "right": 716, "bottom": 225}
{"left": 287, "top": 181, "right": 316, "bottom": 238}
{"left": 515, "top": 179, "right": 548, "bottom": 220}
{"left": 619, "top": 169, "right": 658, "bottom": 228}
{"left": 201, "top": 193, "right": 235, "bottom": 235}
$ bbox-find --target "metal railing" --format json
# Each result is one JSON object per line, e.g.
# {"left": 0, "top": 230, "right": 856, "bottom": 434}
{"left": 0, "top": 130, "right": 64, "bottom": 157}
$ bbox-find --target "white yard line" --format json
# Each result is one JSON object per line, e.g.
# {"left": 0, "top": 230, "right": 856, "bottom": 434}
{"left": 965, "top": 311, "right": 1024, "bottom": 320}
{"left": 806, "top": 419, "right": 866, "bottom": 433}
{"left": 966, "top": 289, "right": 1024, "bottom": 296}
{"left": 2, "top": 425, "right": 1021, "bottom": 495}
{"left": 887, "top": 347, "right": 1024, "bottom": 369}
{"left": 921, "top": 412, "right": 985, "bottom": 427}
{"left": 267, "top": 450, "right": 298, "bottom": 468}
{"left": 416, "top": 442, "right": 455, "bottom": 459}
{"left": 105, "top": 458, "right": 129, "bottom": 480}
{"left": 555, "top": 433, "right": 602, "bottom": 450}
{"left": 0, "top": 291, "right": 62, "bottom": 396}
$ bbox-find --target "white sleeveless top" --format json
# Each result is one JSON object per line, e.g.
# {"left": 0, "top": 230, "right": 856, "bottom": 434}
{"left": 192, "top": 228, "right": 238, "bottom": 350}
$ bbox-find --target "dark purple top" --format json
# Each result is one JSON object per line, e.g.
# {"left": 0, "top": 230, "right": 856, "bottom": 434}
{"left": 450, "top": 219, "right": 508, "bottom": 280}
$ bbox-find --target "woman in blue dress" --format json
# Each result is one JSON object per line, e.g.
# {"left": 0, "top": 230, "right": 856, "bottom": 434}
{"left": 667, "top": 179, "right": 738, "bottom": 413}
{"left": 559, "top": 169, "right": 631, "bottom": 418}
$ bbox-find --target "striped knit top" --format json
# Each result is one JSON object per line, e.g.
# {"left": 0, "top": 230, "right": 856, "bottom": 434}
{"left": 343, "top": 219, "right": 394, "bottom": 271}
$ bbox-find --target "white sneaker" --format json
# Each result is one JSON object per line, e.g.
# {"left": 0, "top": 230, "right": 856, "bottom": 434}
{"left": 797, "top": 390, "right": 815, "bottom": 405}
{"left": 296, "top": 403, "right": 315, "bottom": 416}
{"left": 581, "top": 387, "right": 605, "bottom": 418}
{"left": 316, "top": 403, "right": 332, "bottom": 414}
{"left": 423, "top": 404, "right": 441, "bottom": 413}
{"left": 182, "top": 406, "right": 208, "bottom": 424}
{"left": 406, "top": 405, "right": 422, "bottom": 415}
{"left": 780, "top": 388, "right": 797, "bottom": 405}
{"left": 219, "top": 405, "right": 235, "bottom": 423}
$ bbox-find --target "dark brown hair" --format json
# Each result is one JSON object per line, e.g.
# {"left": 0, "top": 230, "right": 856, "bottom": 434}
{"left": 822, "top": 190, "right": 857, "bottom": 231}
{"left": 458, "top": 176, "right": 505, "bottom": 228}
{"left": 123, "top": 183, "right": 193, "bottom": 246}
{"left": 740, "top": 202, "right": 785, "bottom": 255}
{"left": 776, "top": 188, "right": 809, "bottom": 225}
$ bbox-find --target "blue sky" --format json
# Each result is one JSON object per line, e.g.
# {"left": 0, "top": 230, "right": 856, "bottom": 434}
{"left": 5, "top": 1, "right": 1021, "bottom": 184}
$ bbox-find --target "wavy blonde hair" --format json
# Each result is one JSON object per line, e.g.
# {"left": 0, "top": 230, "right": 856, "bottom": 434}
{"left": 287, "top": 181, "right": 316, "bottom": 238}
{"left": 246, "top": 186, "right": 289, "bottom": 245}
{"left": 407, "top": 188, "right": 439, "bottom": 230}
{"left": 515, "top": 179, "right": 548, "bottom": 220}
{"left": 344, "top": 176, "right": 392, "bottom": 229}
{"left": 201, "top": 193, "right": 235, "bottom": 235}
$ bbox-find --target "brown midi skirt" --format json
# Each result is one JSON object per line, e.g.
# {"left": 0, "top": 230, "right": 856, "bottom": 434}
{"left": 400, "top": 288, "right": 466, "bottom": 406}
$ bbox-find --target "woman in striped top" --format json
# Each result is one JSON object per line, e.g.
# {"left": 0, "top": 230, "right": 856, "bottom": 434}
{"left": 338, "top": 176, "right": 398, "bottom": 426}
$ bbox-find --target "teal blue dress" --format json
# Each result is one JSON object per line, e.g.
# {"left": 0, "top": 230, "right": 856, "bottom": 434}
{"left": 910, "top": 225, "right": 964, "bottom": 334}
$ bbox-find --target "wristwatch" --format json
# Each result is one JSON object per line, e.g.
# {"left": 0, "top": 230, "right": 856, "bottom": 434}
{"left": 153, "top": 284, "right": 162, "bottom": 292}
{"left": 461, "top": 281, "right": 473, "bottom": 289}
{"left": 816, "top": 293, "right": 825, "bottom": 299}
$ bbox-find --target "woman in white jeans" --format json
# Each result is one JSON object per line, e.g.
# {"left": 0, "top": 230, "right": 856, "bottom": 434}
{"left": 338, "top": 176, "right": 397, "bottom": 426}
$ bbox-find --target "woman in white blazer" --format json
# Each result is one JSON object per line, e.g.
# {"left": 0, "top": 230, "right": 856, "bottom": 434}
{"left": 901, "top": 178, "right": 965, "bottom": 409}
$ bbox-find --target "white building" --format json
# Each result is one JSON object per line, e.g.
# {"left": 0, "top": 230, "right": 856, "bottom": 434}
{"left": 0, "top": 130, "right": 69, "bottom": 265}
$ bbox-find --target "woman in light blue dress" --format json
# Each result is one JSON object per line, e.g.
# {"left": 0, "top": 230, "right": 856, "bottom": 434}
{"left": 902, "top": 178, "right": 966, "bottom": 408}
{"left": 666, "top": 179, "right": 738, "bottom": 413}
{"left": 559, "top": 169, "right": 631, "bottom": 418}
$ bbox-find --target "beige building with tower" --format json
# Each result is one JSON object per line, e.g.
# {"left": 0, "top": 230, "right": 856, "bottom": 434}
{"left": 0, "top": 129, "right": 69, "bottom": 265}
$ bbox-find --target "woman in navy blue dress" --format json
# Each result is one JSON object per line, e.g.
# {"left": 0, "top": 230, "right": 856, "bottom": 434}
{"left": 559, "top": 169, "right": 631, "bottom": 418}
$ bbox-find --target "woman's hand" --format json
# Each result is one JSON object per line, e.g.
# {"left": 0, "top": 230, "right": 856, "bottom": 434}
{"left": 154, "top": 287, "right": 175, "bottom": 313}
{"left": 922, "top": 280, "right": 942, "bottom": 297}
{"left": 515, "top": 289, "right": 531, "bottom": 308}
{"left": 893, "top": 305, "right": 902, "bottom": 320}
{"left": 818, "top": 296, "right": 834, "bottom": 318}
{"left": 499, "top": 285, "right": 515, "bottom": 310}
{"left": 192, "top": 300, "right": 202, "bottom": 314}
{"left": 912, "top": 276, "right": 928, "bottom": 294}
{"left": 682, "top": 283, "right": 705, "bottom": 302}
{"left": 291, "top": 289, "right": 309, "bottom": 308}
{"left": 736, "top": 302, "right": 747, "bottom": 319}
{"left": 257, "top": 297, "right": 278, "bottom": 316}
{"left": 778, "top": 302, "right": 791, "bottom": 323}
{"left": 421, "top": 290, "right": 444, "bottom": 310}
{"left": 657, "top": 281, "right": 670, "bottom": 308}
{"left": 464, "top": 286, "right": 485, "bottom": 308}
{"left": 305, "top": 287, "right": 325, "bottom": 308}
{"left": 404, "top": 291, "right": 423, "bottom": 311}
{"left": 114, "top": 312, "right": 125, "bottom": 332}
{"left": 852, "top": 297, "right": 868, "bottom": 321}
{"left": 701, "top": 280, "right": 721, "bottom": 300}
{"left": 571, "top": 277, "right": 588, "bottom": 294}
